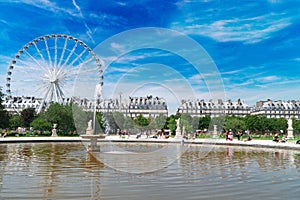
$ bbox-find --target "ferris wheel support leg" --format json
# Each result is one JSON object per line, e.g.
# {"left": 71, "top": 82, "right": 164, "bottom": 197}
{"left": 38, "top": 86, "right": 51, "bottom": 113}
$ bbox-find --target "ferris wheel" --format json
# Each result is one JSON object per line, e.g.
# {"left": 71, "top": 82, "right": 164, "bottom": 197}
{"left": 6, "top": 34, "right": 103, "bottom": 113}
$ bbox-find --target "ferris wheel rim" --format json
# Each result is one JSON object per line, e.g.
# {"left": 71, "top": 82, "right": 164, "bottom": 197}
{"left": 6, "top": 33, "right": 104, "bottom": 113}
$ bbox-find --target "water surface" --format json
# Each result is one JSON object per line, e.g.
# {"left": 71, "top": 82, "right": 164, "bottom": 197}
{"left": 0, "top": 143, "right": 299, "bottom": 200}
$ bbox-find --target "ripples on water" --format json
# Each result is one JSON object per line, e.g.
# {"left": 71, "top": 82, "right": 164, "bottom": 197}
{"left": 0, "top": 142, "right": 299, "bottom": 200}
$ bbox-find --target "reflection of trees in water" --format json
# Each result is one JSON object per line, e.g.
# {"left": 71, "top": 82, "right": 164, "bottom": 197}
{"left": 0, "top": 143, "right": 34, "bottom": 178}
{"left": 179, "top": 145, "right": 300, "bottom": 180}
{"left": 99, "top": 142, "right": 166, "bottom": 153}
{"left": 0, "top": 143, "right": 104, "bottom": 199}
{"left": 0, "top": 144, "right": 8, "bottom": 192}
{"left": 292, "top": 154, "right": 300, "bottom": 169}
{"left": 30, "top": 143, "right": 103, "bottom": 199}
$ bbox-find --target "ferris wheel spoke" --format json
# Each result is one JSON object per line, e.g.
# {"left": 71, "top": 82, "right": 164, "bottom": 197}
{"left": 13, "top": 62, "right": 48, "bottom": 75}
{"left": 72, "top": 55, "right": 97, "bottom": 72}
{"left": 61, "top": 41, "right": 78, "bottom": 69}
{"left": 43, "top": 36, "right": 53, "bottom": 69}
{"left": 33, "top": 41, "right": 50, "bottom": 71}
{"left": 68, "top": 48, "right": 88, "bottom": 67}
{"left": 56, "top": 84, "right": 65, "bottom": 102}
{"left": 54, "top": 36, "right": 58, "bottom": 69}
{"left": 23, "top": 49, "right": 49, "bottom": 73}
{"left": 57, "top": 36, "right": 68, "bottom": 68}
{"left": 38, "top": 86, "right": 51, "bottom": 113}
{"left": 11, "top": 78, "right": 42, "bottom": 84}
{"left": 53, "top": 84, "right": 58, "bottom": 102}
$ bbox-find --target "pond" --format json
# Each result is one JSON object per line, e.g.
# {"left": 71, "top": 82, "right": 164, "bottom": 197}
{"left": 0, "top": 142, "right": 299, "bottom": 200}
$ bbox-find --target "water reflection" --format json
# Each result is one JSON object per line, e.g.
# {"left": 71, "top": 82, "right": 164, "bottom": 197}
{"left": 0, "top": 143, "right": 299, "bottom": 200}
{"left": 0, "top": 143, "right": 103, "bottom": 200}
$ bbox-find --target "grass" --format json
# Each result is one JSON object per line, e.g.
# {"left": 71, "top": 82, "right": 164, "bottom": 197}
{"left": 196, "top": 133, "right": 300, "bottom": 141}
{"left": 4, "top": 131, "right": 79, "bottom": 137}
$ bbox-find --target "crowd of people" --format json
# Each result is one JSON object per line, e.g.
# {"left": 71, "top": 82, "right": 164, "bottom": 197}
{"left": 224, "top": 129, "right": 292, "bottom": 143}
{"left": 272, "top": 133, "right": 287, "bottom": 143}
{"left": 225, "top": 129, "right": 252, "bottom": 142}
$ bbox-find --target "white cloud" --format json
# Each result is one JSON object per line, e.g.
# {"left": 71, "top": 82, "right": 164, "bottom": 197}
{"left": 72, "top": 0, "right": 94, "bottom": 43}
{"left": 172, "top": 13, "right": 291, "bottom": 43}
{"left": 110, "top": 42, "right": 125, "bottom": 52}
{"left": 294, "top": 58, "right": 300, "bottom": 62}
{"left": 14, "top": 0, "right": 79, "bottom": 17}
{"left": 221, "top": 69, "right": 243, "bottom": 75}
{"left": 256, "top": 75, "right": 281, "bottom": 83}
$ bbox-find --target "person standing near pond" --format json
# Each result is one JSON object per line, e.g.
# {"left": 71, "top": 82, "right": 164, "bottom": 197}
{"left": 225, "top": 130, "right": 229, "bottom": 141}
{"left": 236, "top": 130, "right": 243, "bottom": 141}
{"left": 228, "top": 129, "right": 233, "bottom": 141}
{"left": 273, "top": 133, "right": 279, "bottom": 142}
{"left": 2, "top": 129, "right": 8, "bottom": 138}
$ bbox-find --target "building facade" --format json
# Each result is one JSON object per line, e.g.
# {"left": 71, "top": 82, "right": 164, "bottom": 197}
{"left": 3, "top": 96, "right": 300, "bottom": 120}
{"left": 251, "top": 99, "right": 300, "bottom": 119}
{"left": 177, "top": 99, "right": 251, "bottom": 117}
{"left": 4, "top": 95, "right": 168, "bottom": 118}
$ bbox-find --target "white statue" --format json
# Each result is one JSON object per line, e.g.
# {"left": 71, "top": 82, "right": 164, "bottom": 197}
{"left": 288, "top": 118, "right": 293, "bottom": 129}
{"left": 51, "top": 123, "right": 58, "bottom": 137}
{"left": 176, "top": 118, "right": 180, "bottom": 128}
{"left": 86, "top": 119, "right": 94, "bottom": 135}
{"left": 87, "top": 120, "right": 93, "bottom": 130}
{"left": 287, "top": 118, "right": 294, "bottom": 139}
{"left": 175, "top": 118, "right": 182, "bottom": 139}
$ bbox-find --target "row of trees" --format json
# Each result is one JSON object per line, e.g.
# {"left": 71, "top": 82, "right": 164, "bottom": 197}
{"left": 0, "top": 87, "right": 9, "bottom": 128}
{"left": 1, "top": 87, "right": 300, "bottom": 136}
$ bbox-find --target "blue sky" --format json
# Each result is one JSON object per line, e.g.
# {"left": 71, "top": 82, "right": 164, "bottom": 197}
{"left": 1, "top": 0, "right": 300, "bottom": 114}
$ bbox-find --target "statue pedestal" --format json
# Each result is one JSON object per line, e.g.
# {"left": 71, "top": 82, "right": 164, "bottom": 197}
{"left": 81, "top": 134, "right": 106, "bottom": 152}
{"left": 287, "top": 118, "right": 294, "bottom": 139}
{"left": 287, "top": 128, "right": 294, "bottom": 139}
{"left": 174, "top": 128, "right": 182, "bottom": 140}
{"left": 51, "top": 123, "right": 58, "bottom": 137}
{"left": 212, "top": 125, "right": 218, "bottom": 138}
{"left": 51, "top": 131, "right": 58, "bottom": 137}
{"left": 86, "top": 128, "right": 94, "bottom": 135}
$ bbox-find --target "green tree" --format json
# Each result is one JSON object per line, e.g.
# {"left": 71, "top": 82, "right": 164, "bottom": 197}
{"left": 103, "top": 112, "right": 120, "bottom": 134}
{"left": 181, "top": 113, "right": 192, "bottom": 123}
{"left": 154, "top": 114, "right": 167, "bottom": 130}
{"left": 191, "top": 116, "right": 200, "bottom": 132}
{"left": 210, "top": 116, "right": 225, "bottom": 133}
{"left": 244, "top": 115, "right": 270, "bottom": 133}
{"left": 181, "top": 118, "right": 193, "bottom": 133}
{"left": 268, "top": 118, "right": 287, "bottom": 133}
{"left": 21, "top": 108, "right": 36, "bottom": 127}
{"left": 30, "top": 117, "right": 52, "bottom": 132}
{"left": 0, "top": 87, "right": 9, "bottom": 129}
{"left": 134, "top": 114, "right": 150, "bottom": 132}
{"left": 179, "top": 113, "right": 192, "bottom": 133}
{"left": 72, "top": 103, "right": 90, "bottom": 134}
{"left": 44, "top": 103, "right": 75, "bottom": 133}
{"left": 112, "top": 112, "right": 125, "bottom": 130}
{"left": 166, "top": 114, "right": 179, "bottom": 133}
{"left": 124, "top": 116, "right": 135, "bottom": 132}
{"left": 292, "top": 118, "right": 300, "bottom": 133}
{"left": 96, "top": 112, "right": 105, "bottom": 133}
{"left": 9, "top": 114, "right": 23, "bottom": 129}
{"left": 0, "top": 110, "right": 9, "bottom": 129}
{"left": 224, "top": 116, "right": 245, "bottom": 133}
{"left": 199, "top": 115, "right": 210, "bottom": 130}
